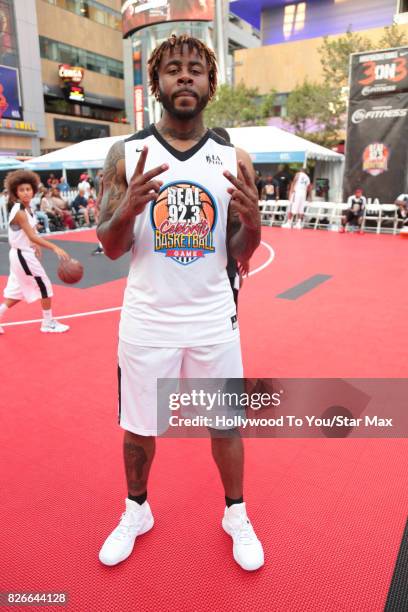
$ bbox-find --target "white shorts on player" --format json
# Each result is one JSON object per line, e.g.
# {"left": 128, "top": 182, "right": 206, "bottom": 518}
{"left": 289, "top": 193, "right": 307, "bottom": 216}
{"left": 118, "top": 337, "right": 243, "bottom": 436}
{"left": 3, "top": 248, "right": 53, "bottom": 303}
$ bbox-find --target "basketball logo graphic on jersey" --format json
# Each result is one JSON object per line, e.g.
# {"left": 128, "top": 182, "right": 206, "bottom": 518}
{"left": 151, "top": 181, "right": 217, "bottom": 265}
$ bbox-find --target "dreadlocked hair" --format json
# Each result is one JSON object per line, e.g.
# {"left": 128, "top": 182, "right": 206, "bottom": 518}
{"left": 148, "top": 34, "right": 218, "bottom": 101}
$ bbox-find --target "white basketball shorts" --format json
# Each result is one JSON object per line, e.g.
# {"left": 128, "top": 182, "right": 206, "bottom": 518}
{"left": 3, "top": 248, "right": 53, "bottom": 303}
{"left": 117, "top": 337, "right": 244, "bottom": 436}
{"left": 290, "top": 193, "right": 307, "bottom": 215}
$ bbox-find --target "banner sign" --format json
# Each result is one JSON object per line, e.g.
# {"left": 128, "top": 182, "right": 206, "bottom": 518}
{"left": 0, "top": 65, "right": 22, "bottom": 120}
{"left": 121, "top": 0, "right": 214, "bottom": 37}
{"left": 349, "top": 47, "right": 408, "bottom": 100}
{"left": 344, "top": 47, "right": 408, "bottom": 201}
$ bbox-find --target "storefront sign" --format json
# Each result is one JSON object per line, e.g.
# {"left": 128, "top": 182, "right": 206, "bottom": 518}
{"left": 58, "top": 65, "right": 85, "bottom": 84}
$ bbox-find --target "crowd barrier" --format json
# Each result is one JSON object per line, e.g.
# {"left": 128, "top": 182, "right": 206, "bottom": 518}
{"left": 260, "top": 200, "right": 404, "bottom": 235}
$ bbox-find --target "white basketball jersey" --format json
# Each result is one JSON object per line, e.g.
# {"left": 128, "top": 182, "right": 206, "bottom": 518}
{"left": 8, "top": 203, "right": 37, "bottom": 251}
{"left": 120, "top": 125, "right": 239, "bottom": 348}
{"left": 293, "top": 172, "right": 310, "bottom": 198}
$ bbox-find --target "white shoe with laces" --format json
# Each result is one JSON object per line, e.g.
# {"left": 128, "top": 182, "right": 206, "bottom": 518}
{"left": 40, "top": 319, "right": 70, "bottom": 333}
{"left": 222, "top": 502, "right": 264, "bottom": 571}
{"left": 99, "top": 498, "right": 154, "bottom": 566}
{"left": 281, "top": 221, "right": 292, "bottom": 229}
{"left": 294, "top": 220, "right": 303, "bottom": 229}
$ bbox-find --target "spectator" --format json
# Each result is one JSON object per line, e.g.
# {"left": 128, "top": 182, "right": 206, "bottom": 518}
{"left": 340, "top": 188, "right": 367, "bottom": 234}
{"left": 40, "top": 189, "right": 64, "bottom": 230}
{"left": 282, "top": 168, "right": 312, "bottom": 229}
{"left": 78, "top": 173, "right": 92, "bottom": 200}
{"left": 94, "top": 170, "right": 103, "bottom": 197}
{"left": 47, "top": 173, "right": 59, "bottom": 189}
{"left": 49, "top": 188, "right": 75, "bottom": 229}
{"left": 394, "top": 193, "right": 408, "bottom": 226}
{"left": 71, "top": 188, "right": 90, "bottom": 225}
{"left": 57, "top": 176, "right": 70, "bottom": 196}
{"left": 86, "top": 195, "right": 98, "bottom": 225}
{"left": 273, "top": 164, "right": 293, "bottom": 200}
{"left": 262, "top": 175, "right": 279, "bottom": 201}
{"left": 255, "top": 171, "right": 264, "bottom": 201}
{"left": 30, "top": 188, "right": 50, "bottom": 234}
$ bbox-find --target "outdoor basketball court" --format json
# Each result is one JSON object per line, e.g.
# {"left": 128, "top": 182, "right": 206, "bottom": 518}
{"left": 1, "top": 226, "right": 407, "bottom": 611}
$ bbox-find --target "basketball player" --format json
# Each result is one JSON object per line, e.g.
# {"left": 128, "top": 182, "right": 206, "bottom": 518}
{"left": 97, "top": 35, "right": 263, "bottom": 571}
{"left": 0, "top": 170, "right": 70, "bottom": 334}
{"left": 282, "top": 168, "right": 312, "bottom": 229}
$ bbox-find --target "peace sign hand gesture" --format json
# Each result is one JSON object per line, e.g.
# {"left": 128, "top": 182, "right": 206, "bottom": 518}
{"left": 224, "top": 160, "right": 260, "bottom": 231}
{"left": 125, "top": 146, "right": 168, "bottom": 217}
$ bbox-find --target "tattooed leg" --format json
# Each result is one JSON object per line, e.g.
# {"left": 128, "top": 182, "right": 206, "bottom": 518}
{"left": 123, "top": 431, "right": 156, "bottom": 496}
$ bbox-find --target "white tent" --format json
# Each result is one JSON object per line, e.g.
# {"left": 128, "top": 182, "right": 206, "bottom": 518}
{"left": 26, "top": 135, "right": 128, "bottom": 171}
{"left": 26, "top": 125, "right": 344, "bottom": 200}
{"left": 227, "top": 126, "right": 344, "bottom": 203}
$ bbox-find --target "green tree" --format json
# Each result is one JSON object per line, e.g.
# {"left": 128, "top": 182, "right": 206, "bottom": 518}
{"left": 378, "top": 24, "right": 408, "bottom": 49}
{"left": 285, "top": 27, "right": 408, "bottom": 147}
{"left": 318, "top": 30, "right": 371, "bottom": 87}
{"left": 286, "top": 80, "right": 344, "bottom": 147}
{"left": 204, "top": 83, "right": 275, "bottom": 128}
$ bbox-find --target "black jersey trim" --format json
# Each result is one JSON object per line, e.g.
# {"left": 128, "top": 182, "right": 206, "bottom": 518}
{"left": 124, "top": 125, "right": 154, "bottom": 143}
{"left": 151, "top": 124, "right": 212, "bottom": 162}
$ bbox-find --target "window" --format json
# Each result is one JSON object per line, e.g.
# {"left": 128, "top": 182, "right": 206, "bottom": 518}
{"left": 283, "top": 2, "right": 306, "bottom": 40}
{"left": 40, "top": 37, "right": 124, "bottom": 79}
{"left": 399, "top": 0, "right": 408, "bottom": 12}
{"left": 45, "top": 97, "right": 128, "bottom": 123}
{"left": 42, "top": 0, "right": 121, "bottom": 30}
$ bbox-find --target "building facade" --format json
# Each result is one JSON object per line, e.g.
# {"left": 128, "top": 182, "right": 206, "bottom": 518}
{"left": 36, "top": 0, "right": 130, "bottom": 153}
{"left": 232, "top": 0, "right": 408, "bottom": 108}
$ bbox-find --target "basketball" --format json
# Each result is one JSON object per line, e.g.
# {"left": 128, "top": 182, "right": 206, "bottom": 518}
{"left": 57, "top": 258, "right": 84, "bottom": 284}
{"left": 153, "top": 182, "right": 215, "bottom": 229}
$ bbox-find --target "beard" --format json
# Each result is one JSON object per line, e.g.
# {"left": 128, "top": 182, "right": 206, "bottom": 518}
{"left": 158, "top": 86, "right": 209, "bottom": 120}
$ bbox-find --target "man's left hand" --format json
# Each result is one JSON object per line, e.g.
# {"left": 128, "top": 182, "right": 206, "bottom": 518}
{"left": 224, "top": 161, "right": 260, "bottom": 231}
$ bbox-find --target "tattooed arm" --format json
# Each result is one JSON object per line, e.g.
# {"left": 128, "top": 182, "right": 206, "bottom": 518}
{"left": 96, "top": 142, "right": 168, "bottom": 260}
{"left": 225, "top": 148, "right": 261, "bottom": 263}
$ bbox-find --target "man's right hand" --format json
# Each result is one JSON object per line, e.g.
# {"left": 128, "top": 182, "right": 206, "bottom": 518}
{"left": 124, "top": 146, "right": 168, "bottom": 217}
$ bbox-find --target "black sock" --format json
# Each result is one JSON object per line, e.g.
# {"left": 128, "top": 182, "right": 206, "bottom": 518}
{"left": 225, "top": 495, "right": 244, "bottom": 508}
{"left": 128, "top": 491, "right": 147, "bottom": 505}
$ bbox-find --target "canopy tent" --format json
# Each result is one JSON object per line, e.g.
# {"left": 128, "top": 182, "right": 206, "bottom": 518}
{"left": 26, "top": 126, "right": 344, "bottom": 200}
{"left": 0, "top": 157, "right": 25, "bottom": 170}
{"left": 226, "top": 126, "right": 343, "bottom": 164}
{"left": 226, "top": 126, "right": 344, "bottom": 202}
{"left": 26, "top": 135, "right": 127, "bottom": 171}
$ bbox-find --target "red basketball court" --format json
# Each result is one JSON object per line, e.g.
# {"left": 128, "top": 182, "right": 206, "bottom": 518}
{"left": 1, "top": 227, "right": 407, "bottom": 611}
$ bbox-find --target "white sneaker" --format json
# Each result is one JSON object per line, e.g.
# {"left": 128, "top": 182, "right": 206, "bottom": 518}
{"left": 99, "top": 499, "right": 154, "bottom": 566}
{"left": 40, "top": 319, "right": 70, "bottom": 333}
{"left": 294, "top": 220, "right": 303, "bottom": 229}
{"left": 281, "top": 221, "right": 292, "bottom": 229}
{"left": 222, "top": 502, "right": 264, "bottom": 571}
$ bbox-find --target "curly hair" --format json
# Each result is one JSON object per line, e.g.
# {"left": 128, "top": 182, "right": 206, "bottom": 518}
{"left": 147, "top": 34, "right": 218, "bottom": 101}
{"left": 5, "top": 170, "right": 40, "bottom": 210}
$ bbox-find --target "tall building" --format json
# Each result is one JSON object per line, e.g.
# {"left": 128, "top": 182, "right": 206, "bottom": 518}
{"left": 0, "top": 0, "right": 43, "bottom": 157}
{"left": 231, "top": 0, "right": 408, "bottom": 113}
{"left": 36, "top": 0, "right": 130, "bottom": 153}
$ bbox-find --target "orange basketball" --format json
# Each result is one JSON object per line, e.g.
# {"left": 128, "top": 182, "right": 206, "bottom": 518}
{"left": 152, "top": 183, "right": 215, "bottom": 229}
{"left": 57, "top": 258, "right": 84, "bottom": 284}
{"left": 153, "top": 192, "right": 169, "bottom": 228}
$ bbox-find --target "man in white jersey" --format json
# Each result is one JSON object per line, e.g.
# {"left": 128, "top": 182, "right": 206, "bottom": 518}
{"left": 282, "top": 169, "right": 312, "bottom": 229}
{"left": 97, "top": 35, "right": 263, "bottom": 571}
